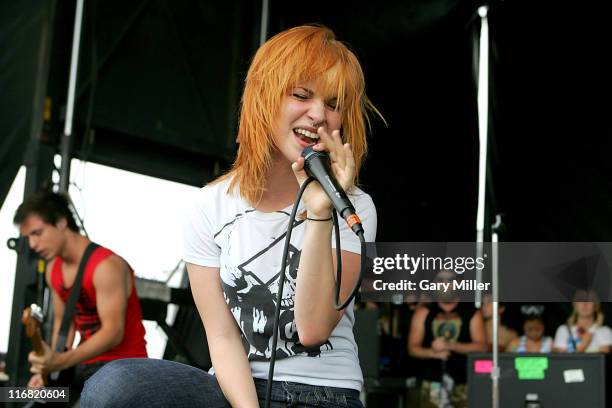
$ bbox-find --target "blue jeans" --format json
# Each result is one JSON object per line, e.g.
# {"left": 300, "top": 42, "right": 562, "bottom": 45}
{"left": 81, "top": 358, "right": 363, "bottom": 408}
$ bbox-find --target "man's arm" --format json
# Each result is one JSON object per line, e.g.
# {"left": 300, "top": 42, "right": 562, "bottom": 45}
{"left": 408, "top": 306, "right": 449, "bottom": 360}
{"left": 61, "top": 255, "right": 129, "bottom": 366}
{"left": 30, "top": 255, "right": 130, "bottom": 373}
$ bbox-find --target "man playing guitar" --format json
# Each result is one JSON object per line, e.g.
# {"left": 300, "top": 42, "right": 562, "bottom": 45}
{"left": 14, "top": 191, "right": 147, "bottom": 402}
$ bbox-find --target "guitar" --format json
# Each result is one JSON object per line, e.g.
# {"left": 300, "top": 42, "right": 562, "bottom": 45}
{"left": 21, "top": 304, "right": 49, "bottom": 386}
{"left": 21, "top": 304, "right": 75, "bottom": 387}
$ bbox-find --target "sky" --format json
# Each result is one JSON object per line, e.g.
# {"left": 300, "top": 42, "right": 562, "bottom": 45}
{"left": 0, "top": 159, "right": 199, "bottom": 359}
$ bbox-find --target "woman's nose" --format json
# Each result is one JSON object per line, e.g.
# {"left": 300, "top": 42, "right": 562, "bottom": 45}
{"left": 307, "top": 100, "right": 326, "bottom": 126}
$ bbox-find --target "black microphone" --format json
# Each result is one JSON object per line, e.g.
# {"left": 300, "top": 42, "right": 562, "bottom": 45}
{"left": 301, "top": 146, "right": 364, "bottom": 235}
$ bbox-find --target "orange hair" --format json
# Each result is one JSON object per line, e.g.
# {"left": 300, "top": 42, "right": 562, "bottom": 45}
{"left": 218, "top": 25, "right": 383, "bottom": 205}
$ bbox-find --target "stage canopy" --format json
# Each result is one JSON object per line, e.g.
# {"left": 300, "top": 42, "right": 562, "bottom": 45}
{"left": 1, "top": 0, "right": 611, "bottom": 242}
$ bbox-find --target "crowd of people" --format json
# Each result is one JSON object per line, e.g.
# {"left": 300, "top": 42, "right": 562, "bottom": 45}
{"left": 363, "top": 288, "right": 612, "bottom": 407}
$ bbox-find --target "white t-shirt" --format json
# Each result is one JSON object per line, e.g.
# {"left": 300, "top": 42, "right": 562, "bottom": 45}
{"left": 553, "top": 324, "right": 612, "bottom": 352}
{"left": 183, "top": 177, "right": 377, "bottom": 391}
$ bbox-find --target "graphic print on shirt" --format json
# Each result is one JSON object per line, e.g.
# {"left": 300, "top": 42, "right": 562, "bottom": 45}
{"left": 215, "top": 212, "right": 332, "bottom": 361}
{"left": 432, "top": 312, "right": 463, "bottom": 343}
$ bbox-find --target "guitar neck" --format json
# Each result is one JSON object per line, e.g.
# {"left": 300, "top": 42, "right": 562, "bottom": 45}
{"left": 21, "top": 306, "right": 49, "bottom": 386}
{"left": 31, "top": 329, "right": 45, "bottom": 356}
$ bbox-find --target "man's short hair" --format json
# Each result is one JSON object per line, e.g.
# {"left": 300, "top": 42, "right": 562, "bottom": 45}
{"left": 13, "top": 191, "right": 79, "bottom": 232}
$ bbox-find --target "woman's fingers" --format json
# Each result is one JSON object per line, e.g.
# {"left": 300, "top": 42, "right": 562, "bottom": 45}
{"left": 292, "top": 156, "right": 305, "bottom": 171}
{"left": 316, "top": 128, "right": 347, "bottom": 169}
{"left": 291, "top": 156, "right": 309, "bottom": 185}
{"left": 316, "top": 127, "right": 340, "bottom": 158}
{"left": 312, "top": 142, "right": 327, "bottom": 152}
{"left": 330, "top": 144, "right": 356, "bottom": 190}
{"left": 330, "top": 130, "right": 346, "bottom": 168}
{"left": 312, "top": 128, "right": 355, "bottom": 190}
{"left": 344, "top": 143, "right": 355, "bottom": 174}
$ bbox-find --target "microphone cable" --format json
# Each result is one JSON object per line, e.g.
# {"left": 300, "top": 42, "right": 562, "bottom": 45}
{"left": 264, "top": 177, "right": 366, "bottom": 408}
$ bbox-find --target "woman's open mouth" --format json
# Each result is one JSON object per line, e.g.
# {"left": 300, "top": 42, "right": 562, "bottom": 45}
{"left": 293, "top": 128, "right": 319, "bottom": 145}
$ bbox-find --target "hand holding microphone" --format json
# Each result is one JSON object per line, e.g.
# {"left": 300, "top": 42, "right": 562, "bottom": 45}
{"left": 291, "top": 128, "right": 363, "bottom": 235}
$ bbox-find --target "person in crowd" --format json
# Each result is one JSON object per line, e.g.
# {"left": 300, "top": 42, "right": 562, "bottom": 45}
{"left": 553, "top": 290, "right": 612, "bottom": 353}
{"left": 507, "top": 312, "right": 552, "bottom": 353}
{"left": 408, "top": 270, "right": 487, "bottom": 408}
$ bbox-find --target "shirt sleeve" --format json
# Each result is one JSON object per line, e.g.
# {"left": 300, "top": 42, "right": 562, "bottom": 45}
{"left": 553, "top": 325, "right": 569, "bottom": 350}
{"left": 183, "top": 188, "right": 221, "bottom": 267}
{"left": 596, "top": 326, "right": 612, "bottom": 347}
{"left": 331, "top": 190, "right": 377, "bottom": 254}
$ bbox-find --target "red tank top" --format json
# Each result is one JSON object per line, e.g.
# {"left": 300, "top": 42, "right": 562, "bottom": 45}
{"left": 50, "top": 246, "right": 147, "bottom": 364}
